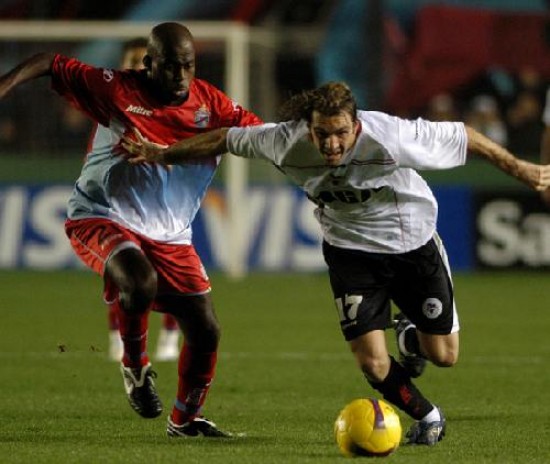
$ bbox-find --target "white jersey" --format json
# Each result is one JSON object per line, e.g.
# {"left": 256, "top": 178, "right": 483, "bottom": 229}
{"left": 227, "top": 111, "right": 467, "bottom": 254}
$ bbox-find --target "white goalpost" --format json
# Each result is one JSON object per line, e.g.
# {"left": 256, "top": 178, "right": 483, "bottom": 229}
{"left": 0, "top": 20, "right": 256, "bottom": 278}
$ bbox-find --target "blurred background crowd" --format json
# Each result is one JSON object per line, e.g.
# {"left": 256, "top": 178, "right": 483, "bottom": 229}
{"left": 1, "top": 0, "right": 550, "bottom": 161}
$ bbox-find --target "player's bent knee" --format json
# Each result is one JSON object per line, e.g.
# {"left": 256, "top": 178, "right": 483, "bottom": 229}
{"left": 202, "top": 320, "right": 221, "bottom": 348}
{"left": 420, "top": 332, "right": 459, "bottom": 367}
{"left": 358, "top": 357, "right": 390, "bottom": 383}
{"left": 185, "top": 319, "right": 221, "bottom": 350}
{"left": 430, "top": 348, "right": 459, "bottom": 367}
{"left": 119, "top": 273, "right": 157, "bottom": 314}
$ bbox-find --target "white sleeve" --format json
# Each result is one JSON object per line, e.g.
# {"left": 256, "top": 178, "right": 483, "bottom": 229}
{"left": 227, "top": 123, "right": 280, "bottom": 161}
{"left": 393, "top": 117, "right": 468, "bottom": 170}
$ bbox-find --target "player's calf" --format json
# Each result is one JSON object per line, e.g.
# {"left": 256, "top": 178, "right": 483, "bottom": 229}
{"left": 393, "top": 313, "right": 427, "bottom": 378}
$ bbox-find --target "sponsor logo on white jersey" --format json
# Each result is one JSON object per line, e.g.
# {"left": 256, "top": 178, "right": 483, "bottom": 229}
{"left": 125, "top": 105, "right": 153, "bottom": 117}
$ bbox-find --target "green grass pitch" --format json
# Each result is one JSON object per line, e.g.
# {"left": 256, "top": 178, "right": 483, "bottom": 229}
{"left": 0, "top": 270, "right": 549, "bottom": 463}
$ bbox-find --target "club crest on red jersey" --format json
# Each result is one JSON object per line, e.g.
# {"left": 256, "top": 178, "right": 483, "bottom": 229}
{"left": 194, "top": 105, "right": 211, "bottom": 128}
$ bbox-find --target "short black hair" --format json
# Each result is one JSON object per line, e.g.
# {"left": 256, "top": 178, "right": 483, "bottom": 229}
{"left": 147, "top": 22, "right": 193, "bottom": 58}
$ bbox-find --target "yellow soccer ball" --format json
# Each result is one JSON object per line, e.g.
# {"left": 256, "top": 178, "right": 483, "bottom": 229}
{"left": 334, "top": 398, "right": 402, "bottom": 457}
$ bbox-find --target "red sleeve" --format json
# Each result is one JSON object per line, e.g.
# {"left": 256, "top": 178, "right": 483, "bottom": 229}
{"left": 50, "top": 54, "right": 115, "bottom": 127}
{"left": 205, "top": 82, "right": 263, "bottom": 128}
{"left": 228, "top": 101, "right": 264, "bottom": 127}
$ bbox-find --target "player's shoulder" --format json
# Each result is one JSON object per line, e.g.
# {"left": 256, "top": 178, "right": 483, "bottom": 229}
{"left": 188, "top": 78, "right": 236, "bottom": 113}
{"left": 357, "top": 110, "right": 403, "bottom": 144}
{"left": 189, "top": 78, "right": 225, "bottom": 98}
{"left": 60, "top": 55, "right": 133, "bottom": 85}
{"left": 53, "top": 54, "right": 98, "bottom": 76}
{"left": 52, "top": 54, "right": 128, "bottom": 92}
{"left": 358, "top": 110, "right": 402, "bottom": 130}
{"left": 84, "top": 67, "right": 140, "bottom": 100}
{"left": 115, "top": 68, "right": 146, "bottom": 86}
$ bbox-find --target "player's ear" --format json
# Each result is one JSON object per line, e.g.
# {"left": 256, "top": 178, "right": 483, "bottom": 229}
{"left": 142, "top": 55, "right": 152, "bottom": 70}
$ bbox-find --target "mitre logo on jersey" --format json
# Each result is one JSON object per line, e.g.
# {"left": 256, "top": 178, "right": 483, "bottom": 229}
{"left": 103, "top": 69, "right": 114, "bottom": 82}
{"left": 125, "top": 105, "right": 153, "bottom": 117}
{"left": 194, "top": 104, "right": 211, "bottom": 128}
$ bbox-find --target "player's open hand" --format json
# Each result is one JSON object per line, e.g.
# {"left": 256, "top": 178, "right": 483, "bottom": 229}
{"left": 122, "top": 128, "right": 168, "bottom": 165}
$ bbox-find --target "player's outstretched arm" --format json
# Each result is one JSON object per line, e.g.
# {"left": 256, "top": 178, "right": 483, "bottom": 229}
{"left": 466, "top": 125, "right": 550, "bottom": 192}
{"left": 123, "top": 127, "right": 229, "bottom": 165}
{"left": 0, "top": 53, "right": 56, "bottom": 100}
{"left": 540, "top": 125, "right": 550, "bottom": 204}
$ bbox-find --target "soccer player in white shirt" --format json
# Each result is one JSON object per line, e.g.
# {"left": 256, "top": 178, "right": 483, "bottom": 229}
{"left": 540, "top": 88, "right": 550, "bottom": 206}
{"left": 123, "top": 82, "right": 550, "bottom": 445}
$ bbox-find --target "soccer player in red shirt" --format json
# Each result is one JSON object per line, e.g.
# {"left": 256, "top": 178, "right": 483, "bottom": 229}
{"left": 103, "top": 37, "right": 181, "bottom": 363}
{"left": 0, "top": 22, "right": 262, "bottom": 437}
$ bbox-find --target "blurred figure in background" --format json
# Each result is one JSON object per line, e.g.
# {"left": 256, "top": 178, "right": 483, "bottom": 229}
{"left": 506, "top": 90, "right": 543, "bottom": 157}
{"left": 0, "top": 113, "right": 17, "bottom": 152}
{"left": 464, "top": 95, "right": 507, "bottom": 146}
{"left": 424, "top": 93, "right": 459, "bottom": 122}
{"left": 107, "top": 37, "right": 181, "bottom": 363}
{"left": 119, "top": 37, "right": 147, "bottom": 70}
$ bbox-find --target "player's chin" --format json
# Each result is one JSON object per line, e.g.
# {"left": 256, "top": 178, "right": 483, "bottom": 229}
{"left": 324, "top": 155, "right": 343, "bottom": 166}
{"left": 165, "top": 88, "right": 188, "bottom": 105}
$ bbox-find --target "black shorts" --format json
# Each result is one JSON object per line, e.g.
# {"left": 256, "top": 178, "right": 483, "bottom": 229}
{"left": 322, "top": 236, "right": 457, "bottom": 341}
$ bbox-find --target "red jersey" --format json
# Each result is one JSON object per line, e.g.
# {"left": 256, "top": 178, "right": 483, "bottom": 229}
{"left": 50, "top": 54, "right": 262, "bottom": 244}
